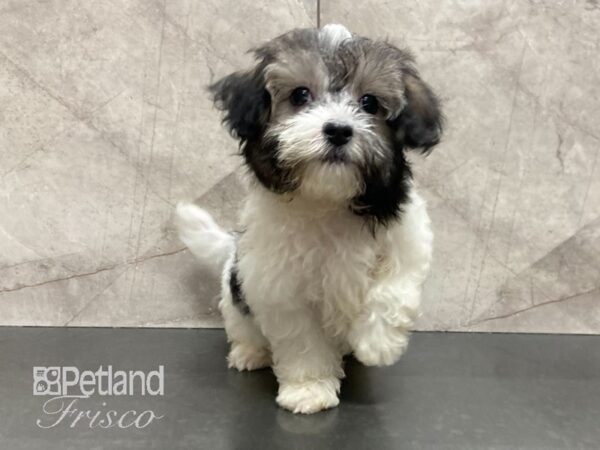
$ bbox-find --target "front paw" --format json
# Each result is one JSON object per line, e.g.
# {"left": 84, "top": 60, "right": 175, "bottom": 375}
{"left": 348, "top": 317, "right": 410, "bottom": 367}
{"left": 227, "top": 343, "right": 271, "bottom": 371}
{"left": 276, "top": 378, "right": 340, "bottom": 414}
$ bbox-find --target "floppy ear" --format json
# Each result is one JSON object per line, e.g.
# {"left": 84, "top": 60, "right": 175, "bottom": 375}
{"left": 209, "top": 66, "right": 294, "bottom": 194}
{"left": 209, "top": 68, "right": 271, "bottom": 141}
{"left": 393, "top": 72, "right": 443, "bottom": 153}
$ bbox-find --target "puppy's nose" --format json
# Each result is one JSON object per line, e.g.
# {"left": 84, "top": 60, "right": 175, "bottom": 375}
{"left": 323, "top": 122, "right": 353, "bottom": 146}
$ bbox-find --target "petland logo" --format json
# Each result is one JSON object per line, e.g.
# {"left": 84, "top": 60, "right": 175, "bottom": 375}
{"left": 33, "top": 366, "right": 165, "bottom": 429}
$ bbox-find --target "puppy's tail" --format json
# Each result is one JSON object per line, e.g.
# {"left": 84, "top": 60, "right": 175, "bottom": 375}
{"left": 176, "top": 202, "right": 235, "bottom": 276}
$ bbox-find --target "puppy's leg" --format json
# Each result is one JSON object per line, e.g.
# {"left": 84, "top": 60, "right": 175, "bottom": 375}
{"left": 348, "top": 276, "right": 422, "bottom": 366}
{"left": 349, "top": 190, "right": 433, "bottom": 367}
{"left": 220, "top": 258, "right": 271, "bottom": 371}
{"left": 253, "top": 305, "right": 343, "bottom": 414}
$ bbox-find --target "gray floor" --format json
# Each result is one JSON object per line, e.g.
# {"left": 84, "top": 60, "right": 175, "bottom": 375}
{"left": 0, "top": 329, "right": 598, "bottom": 450}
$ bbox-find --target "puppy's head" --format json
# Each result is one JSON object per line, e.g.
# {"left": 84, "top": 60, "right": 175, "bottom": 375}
{"left": 211, "top": 24, "right": 443, "bottom": 224}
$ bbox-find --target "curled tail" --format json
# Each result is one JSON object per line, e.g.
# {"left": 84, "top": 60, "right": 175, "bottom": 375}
{"left": 176, "top": 203, "right": 235, "bottom": 276}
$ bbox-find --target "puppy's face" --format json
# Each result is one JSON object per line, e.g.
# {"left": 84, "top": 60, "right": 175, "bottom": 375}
{"left": 211, "top": 25, "right": 443, "bottom": 224}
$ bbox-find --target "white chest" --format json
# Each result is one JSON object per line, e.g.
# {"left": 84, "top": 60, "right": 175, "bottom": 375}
{"left": 237, "top": 191, "right": 385, "bottom": 332}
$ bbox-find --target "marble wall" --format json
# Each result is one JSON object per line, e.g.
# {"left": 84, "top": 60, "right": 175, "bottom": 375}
{"left": 1, "top": 0, "right": 598, "bottom": 332}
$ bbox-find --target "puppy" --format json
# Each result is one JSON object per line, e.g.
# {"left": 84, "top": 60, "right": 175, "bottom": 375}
{"left": 177, "top": 24, "right": 443, "bottom": 414}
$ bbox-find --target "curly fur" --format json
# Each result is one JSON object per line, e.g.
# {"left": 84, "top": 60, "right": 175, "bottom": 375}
{"left": 177, "top": 24, "right": 442, "bottom": 414}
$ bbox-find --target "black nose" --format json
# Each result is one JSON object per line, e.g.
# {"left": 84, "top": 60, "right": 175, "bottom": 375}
{"left": 323, "top": 122, "right": 353, "bottom": 146}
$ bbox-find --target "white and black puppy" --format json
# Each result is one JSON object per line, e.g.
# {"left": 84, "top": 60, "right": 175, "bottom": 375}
{"left": 177, "top": 24, "right": 443, "bottom": 414}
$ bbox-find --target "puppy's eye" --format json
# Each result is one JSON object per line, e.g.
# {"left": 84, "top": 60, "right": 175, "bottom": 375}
{"left": 290, "top": 87, "right": 312, "bottom": 106}
{"left": 359, "top": 94, "right": 379, "bottom": 115}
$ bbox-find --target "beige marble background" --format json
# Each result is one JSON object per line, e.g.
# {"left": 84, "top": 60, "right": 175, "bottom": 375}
{"left": 0, "top": 0, "right": 598, "bottom": 332}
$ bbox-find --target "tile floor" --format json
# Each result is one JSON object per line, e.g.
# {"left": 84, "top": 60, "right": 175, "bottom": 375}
{"left": 0, "top": 1, "right": 598, "bottom": 331}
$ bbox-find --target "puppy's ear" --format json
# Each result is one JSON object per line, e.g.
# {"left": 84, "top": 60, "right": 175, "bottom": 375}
{"left": 209, "top": 68, "right": 271, "bottom": 141}
{"left": 393, "top": 71, "right": 443, "bottom": 153}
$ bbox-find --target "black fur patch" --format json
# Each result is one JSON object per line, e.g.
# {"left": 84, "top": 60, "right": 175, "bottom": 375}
{"left": 391, "top": 70, "right": 444, "bottom": 154}
{"left": 229, "top": 262, "right": 250, "bottom": 316}
{"left": 209, "top": 66, "right": 295, "bottom": 193}
{"left": 209, "top": 69, "right": 270, "bottom": 141}
{"left": 351, "top": 141, "right": 412, "bottom": 228}
{"left": 241, "top": 136, "right": 296, "bottom": 193}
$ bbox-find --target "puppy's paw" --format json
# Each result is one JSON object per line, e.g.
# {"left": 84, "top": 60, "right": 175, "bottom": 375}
{"left": 276, "top": 378, "right": 340, "bottom": 414}
{"left": 227, "top": 343, "right": 271, "bottom": 371}
{"left": 349, "top": 317, "right": 410, "bottom": 367}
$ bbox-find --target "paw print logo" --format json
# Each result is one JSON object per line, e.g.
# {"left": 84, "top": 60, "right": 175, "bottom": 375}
{"left": 33, "top": 367, "right": 61, "bottom": 396}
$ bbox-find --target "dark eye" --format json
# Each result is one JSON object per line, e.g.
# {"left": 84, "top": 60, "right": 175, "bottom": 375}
{"left": 290, "top": 87, "right": 312, "bottom": 106}
{"left": 359, "top": 94, "right": 379, "bottom": 115}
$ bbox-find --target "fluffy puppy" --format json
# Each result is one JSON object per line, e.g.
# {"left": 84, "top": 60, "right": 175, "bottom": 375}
{"left": 177, "top": 24, "right": 443, "bottom": 414}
